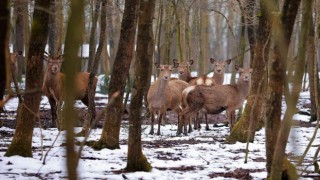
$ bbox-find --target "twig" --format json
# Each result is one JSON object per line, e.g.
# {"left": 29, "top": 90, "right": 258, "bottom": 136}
{"left": 42, "top": 130, "right": 61, "bottom": 164}
{"left": 198, "top": 154, "right": 210, "bottom": 165}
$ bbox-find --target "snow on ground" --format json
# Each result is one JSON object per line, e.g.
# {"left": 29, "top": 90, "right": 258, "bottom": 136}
{"left": 0, "top": 74, "right": 319, "bottom": 179}
{"left": 0, "top": 116, "right": 319, "bottom": 179}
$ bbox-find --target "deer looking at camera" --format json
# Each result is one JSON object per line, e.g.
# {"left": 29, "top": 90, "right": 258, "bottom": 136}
{"left": 42, "top": 53, "right": 98, "bottom": 128}
{"left": 147, "top": 62, "right": 189, "bottom": 135}
{"left": 179, "top": 65, "right": 252, "bottom": 135}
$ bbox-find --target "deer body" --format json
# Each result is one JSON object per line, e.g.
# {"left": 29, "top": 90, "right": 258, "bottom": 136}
{"left": 42, "top": 55, "right": 98, "bottom": 128}
{"left": 147, "top": 63, "right": 189, "bottom": 135}
{"left": 187, "top": 58, "right": 231, "bottom": 130}
{"left": 180, "top": 66, "right": 252, "bottom": 134}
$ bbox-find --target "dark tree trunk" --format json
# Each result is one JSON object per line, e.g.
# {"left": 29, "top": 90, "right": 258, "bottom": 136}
{"left": 87, "top": 0, "right": 101, "bottom": 72}
{"left": 5, "top": 0, "right": 50, "bottom": 157}
{"left": 263, "top": 0, "right": 301, "bottom": 178}
{"left": 96, "top": 0, "right": 140, "bottom": 149}
{"left": 126, "top": 0, "right": 155, "bottom": 172}
{"left": 80, "top": 0, "right": 107, "bottom": 136}
{"left": 307, "top": 17, "right": 317, "bottom": 122}
{"left": 63, "top": 0, "right": 85, "bottom": 179}
{"left": 0, "top": 0, "right": 9, "bottom": 112}
{"left": 227, "top": 0, "right": 271, "bottom": 143}
{"left": 13, "top": 0, "right": 25, "bottom": 80}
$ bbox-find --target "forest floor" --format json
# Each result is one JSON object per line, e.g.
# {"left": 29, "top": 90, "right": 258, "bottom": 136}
{"left": 0, "top": 92, "right": 319, "bottom": 179}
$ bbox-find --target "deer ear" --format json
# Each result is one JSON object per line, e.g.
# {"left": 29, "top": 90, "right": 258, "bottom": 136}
{"left": 210, "top": 58, "right": 215, "bottom": 64}
{"left": 189, "top": 59, "right": 194, "bottom": 65}
{"left": 226, "top": 59, "right": 231, "bottom": 65}
{"left": 234, "top": 64, "right": 240, "bottom": 71}
{"left": 154, "top": 63, "right": 160, "bottom": 69}
{"left": 172, "top": 59, "right": 178, "bottom": 64}
{"left": 173, "top": 62, "right": 179, "bottom": 69}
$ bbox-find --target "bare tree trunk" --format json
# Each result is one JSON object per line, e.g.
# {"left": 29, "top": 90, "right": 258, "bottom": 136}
{"left": 270, "top": 0, "right": 309, "bottom": 179}
{"left": 96, "top": 0, "right": 139, "bottom": 150}
{"left": 0, "top": 0, "right": 9, "bottom": 112}
{"left": 199, "top": 1, "right": 209, "bottom": 75}
{"left": 13, "top": 0, "right": 25, "bottom": 80}
{"left": 87, "top": 0, "right": 101, "bottom": 72}
{"left": 80, "top": 0, "right": 107, "bottom": 136}
{"left": 63, "top": 0, "right": 85, "bottom": 179}
{"left": 227, "top": 0, "right": 270, "bottom": 143}
{"left": 48, "top": 0, "right": 57, "bottom": 55}
{"left": 126, "top": 0, "right": 155, "bottom": 171}
{"left": 307, "top": 17, "right": 317, "bottom": 122}
{"left": 56, "top": 0, "right": 64, "bottom": 51}
{"left": 5, "top": 0, "right": 50, "bottom": 157}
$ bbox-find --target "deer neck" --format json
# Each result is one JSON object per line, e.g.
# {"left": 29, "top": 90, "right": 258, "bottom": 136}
{"left": 179, "top": 71, "right": 191, "bottom": 82}
{"left": 237, "top": 79, "right": 250, "bottom": 97}
{"left": 44, "top": 72, "right": 60, "bottom": 87}
{"left": 153, "top": 79, "right": 169, "bottom": 97}
{"left": 212, "top": 73, "right": 224, "bottom": 85}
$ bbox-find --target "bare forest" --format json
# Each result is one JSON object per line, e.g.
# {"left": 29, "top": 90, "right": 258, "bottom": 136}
{"left": 0, "top": 0, "right": 320, "bottom": 179}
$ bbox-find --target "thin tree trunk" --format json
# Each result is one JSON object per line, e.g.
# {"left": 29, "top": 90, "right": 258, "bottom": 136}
{"left": 63, "top": 0, "right": 85, "bottom": 179}
{"left": 96, "top": 0, "right": 140, "bottom": 150}
{"left": 5, "top": 0, "right": 50, "bottom": 157}
{"left": 270, "top": 0, "right": 309, "bottom": 179}
{"left": 87, "top": 0, "right": 101, "bottom": 72}
{"left": 126, "top": 0, "right": 155, "bottom": 171}
{"left": 48, "top": 0, "right": 57, "bottom": 55}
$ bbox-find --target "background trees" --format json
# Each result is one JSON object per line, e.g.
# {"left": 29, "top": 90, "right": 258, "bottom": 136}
{"left": 1, "top": 0, "right": 320, "bottom": 179}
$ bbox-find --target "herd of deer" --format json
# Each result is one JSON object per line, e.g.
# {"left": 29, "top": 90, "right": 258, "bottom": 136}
{"left": 147, "top": 58, "right": 252, "bottom": 136}
{"left": 7, "top": 52, "right": 252, "bottom": 136}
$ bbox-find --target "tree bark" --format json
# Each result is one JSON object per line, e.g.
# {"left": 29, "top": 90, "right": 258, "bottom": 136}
{"left": 63, "top": 0, "right": 85, "bottom": 179}
{"left": 48, "top": 0, "right": 57, "bottom": 55}
{"left": 227, "top": 0, "right": 271, "bottom": 143}
{"left": 0, "top": 0, "right": 9, "bottom": 112}
{"left": 87, "top": 0, "right": 101, "bottom": 72}
{"left": 80, "top": 0, "right": 107, "bottom": 136}
{"left": 96, "top": 0, "right": 139, "bottom": 150}
{"left": 126, "top": 0, "right": 155, "bottom": 171}
{"left": 270, "top": 0, "right": 309, "bottom": 179}
{"left": 5, "top": 0, "right": 50, "bottom": 157}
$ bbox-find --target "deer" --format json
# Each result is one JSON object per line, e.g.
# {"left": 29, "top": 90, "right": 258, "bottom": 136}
{"left": 173, "top": 59, "right": 197, "bottom": 82}
{"left": 147, "top": 62, "right": 189, "bottom": 135}
{"left": 42, "top": 53, "right": 98, "bottom": 128}
{"left": 179, "top": 65, "right": 252, "bottom": 135}
{"left": 188, "top": 58, "right": 231, "bottom": 131}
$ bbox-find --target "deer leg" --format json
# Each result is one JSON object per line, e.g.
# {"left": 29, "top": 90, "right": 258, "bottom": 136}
{"left": 205, "top": 113, "right": 210, "bottom": 131}
{"left": 188, "top": 118, "right": 193, "bottom": 133}
{"left": 48, "top": 98, "right": 57, "bottom": 128}
{"left": 157, "top": 112, "right": 164, "bottom": 135}
{"left": 149, "top": 111, "right": 155, "bottom": 135}
{"left": 197, "top": 112, "right": 202, "bottom": 129}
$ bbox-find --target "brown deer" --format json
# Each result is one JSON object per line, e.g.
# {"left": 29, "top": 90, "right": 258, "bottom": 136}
{"left": 42, "top": 53, "right": 98, "bottom": 128}
{"left": 173, "top": 59, "right": 196, "bottom": 82}
{"left": 147, "top": 62, "right": 189, "bottom": 135}
{"left": 188, "top": 58, "right": 231, "bottom": 131}
{"left": 180, "top": 65, "right": 252, "bottom": 135}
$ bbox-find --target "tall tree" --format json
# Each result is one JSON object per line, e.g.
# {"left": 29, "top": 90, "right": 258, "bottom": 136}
{"left": 63, "top": 0, "right": 85, "bottom": 178}
{"left": 126, "top": 0, "right": 155, "bottom": 171}
{"left": 0, "top": 0, "right": 9, "bottom": 112}
{"left": 48, "top": 0, "right": 57, "bottom": 55}
{"left": 13, "top": 0, "right": 25, "bottom": 79}
{"left": 87, "top": 0, "right": 101, "bottom": 72}
{"left": 227, "top": 0, "right": 271, "bottom": 143}
{"left": 270, "top": 0, "right": 309, "bottom": 178}
{"left": 96, "top": 0, "right": 140, "bottom": 149}
{"left": 5, "top": 0, "right": 50, "bottom": 157}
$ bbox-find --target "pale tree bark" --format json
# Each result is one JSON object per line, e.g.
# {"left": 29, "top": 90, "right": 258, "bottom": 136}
{"left": 227, "top": 0, "right": 270, "bottom": 143}
{"left": 95, "top": 0, "right": 140, "bottom": 150}
{"left": 126, "top": 0, "right": 155, "bottom": 171}
{"left": 5, "top": 0, "right": 50, "bottom": 157}
{"left": 56, "top": 0, "right": 63, "bottom": 51}
{"left": 63, "top": 0, "right": 85, "bottom": 179}
{"left": 270, "top": 0, "right": 310, "bottom": 179}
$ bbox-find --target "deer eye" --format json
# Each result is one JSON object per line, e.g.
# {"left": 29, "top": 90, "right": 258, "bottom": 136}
{"left": 160, "top": 69, "right": 164, "bottom": 71}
